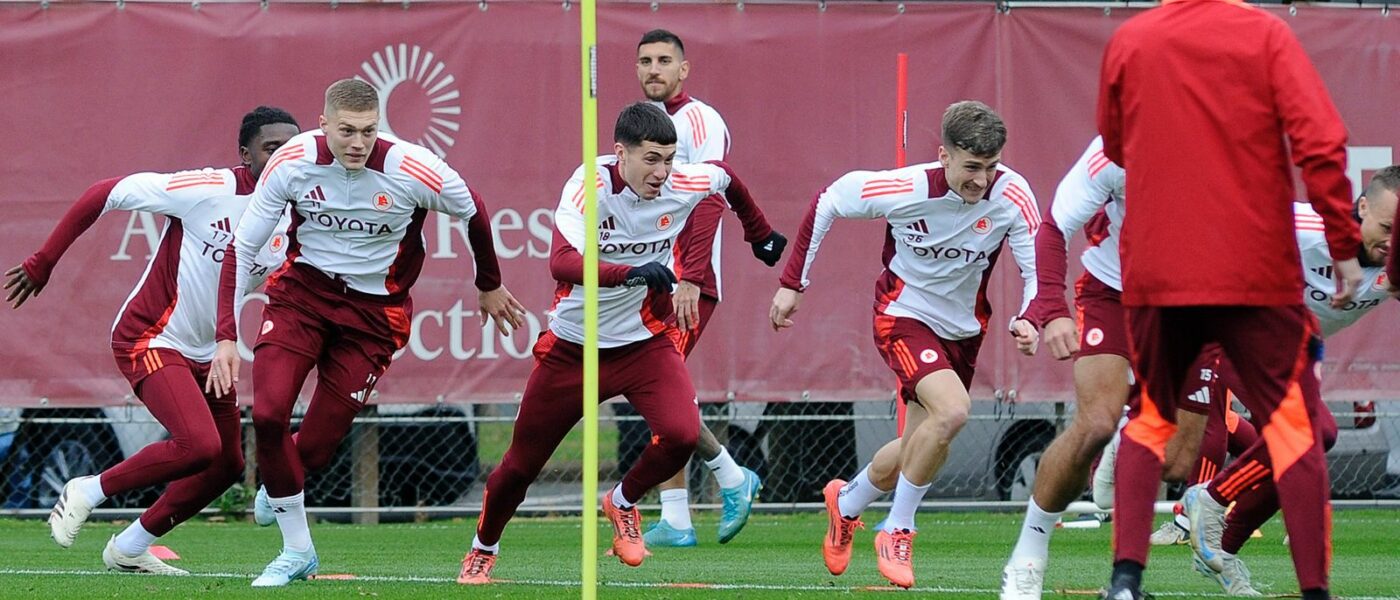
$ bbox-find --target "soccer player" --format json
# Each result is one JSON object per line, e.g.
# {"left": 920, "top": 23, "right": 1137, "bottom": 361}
{"left": 772, "top": 101, "right": 1040, "bottom": 589}
{"left": 211, "top": 80, "right": 525, "bottom": 587}
{"left": 4, "top": 107, "right": 299, "bottom": 574}
{"left": 1097, "top": 0, "right": 1363, "bottom": 596}
{"left": 634, "top": 28, "right": 782, "bottom": 548}
{"left": 457, "top": 102, "right": 780, "bottom": 584}
{"left": 1178, "top": 167, "right": 1398, "bottom": 595}
{"left": 996, "top": 137, "right": 1264, "bottom": 599}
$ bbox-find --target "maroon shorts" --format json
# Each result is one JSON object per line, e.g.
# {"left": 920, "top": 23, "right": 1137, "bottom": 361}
{"left": 113, "top": 347, "right": 209, "bottom": 393}
{"left": 1177, "top": 343, "right": 1228, "bottom": 416}
{"left": 669, "top": 294, "right": 719, "bottom": 359}
{"left": 256, "top": 263, "right": 412, "bottom": 391}
{"left": 1074, "top": 272, "right": 1130, "bottom": 359}
{"left": 873, "top": 314, "right": 982, "bottom": 404}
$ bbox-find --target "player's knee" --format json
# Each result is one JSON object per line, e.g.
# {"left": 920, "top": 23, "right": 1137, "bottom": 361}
{"left": 251, "top": 402, "right": 287, "bottom": 431}
{"left": 655, "top": 421, "right": 700, "bottom": 459}
{"left": 298, "top": 443, "right": 336, "bottom": 473}
{"left": 1075, "top": 411, "right": 1120, "bottom": 450}
{"left": 173, "top": 434, "right": 222, "bottom": 472}
{"left": 929, "top": 404, "right": 969, "bottom": 435}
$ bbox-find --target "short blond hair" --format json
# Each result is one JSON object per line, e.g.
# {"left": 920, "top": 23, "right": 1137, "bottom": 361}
{"left": 324, "top": 78, "right": 379, "bottom": 113}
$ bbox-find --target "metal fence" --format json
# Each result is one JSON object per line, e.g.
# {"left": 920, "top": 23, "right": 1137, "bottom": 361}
{"left": 3, "top": 398, "right": 1398, "bottom": 518}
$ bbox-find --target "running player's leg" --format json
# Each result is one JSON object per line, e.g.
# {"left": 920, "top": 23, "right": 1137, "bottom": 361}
{"left": 651, "top": 297, "right": 755, "bottom": 546}
{"left": 97, "top": 358, "right": 223, "bottom": 499}
{"left": 471, "top": 332, "right": 588, "bottom": 553}
{"left": 1109, "top": 306, "right": 1204, "bottom": 596}
{"left": 246, "top": 299, "right": 324, "bottom": 587}
{"left": 1216, "top": 306, "right": 1330, "bottom": 598}
{"left": 52, "top": 351, "right": 222, "bottom": 549}
{"left": 110, "top": 379, "right": 244, "bottom": 573}
{"left": 1173, "top": 346, "right": 1227, "bottom": 486}
{"left": 615, "top": 335, "right": 700, "bottom": 507}
{"left": 1217, "top": 407, "right": 1333, "bottom": 555}
{"left": 1004, "top": 275, "right": 1134, "bottom": 599}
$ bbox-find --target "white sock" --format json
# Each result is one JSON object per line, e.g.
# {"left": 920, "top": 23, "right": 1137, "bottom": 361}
{"left": 1174, "top": 511, "right": 1190, "bottom": 531}
{"left": 610, "top": 483, "right": 634, "bottom": 509}
{"left": 114, "top": 519, "right": 158, "bottom": 556}
{"left": 837, "top": 465, "right": 889, "bottom": 519}
{"left": 79, "top": 476, "right": 108, "bottom": 507}
{"left": 268, "top": 491, "right": 313, "bottom": 552}
{"left": 884, "top": 474, "right": 931, "bottom": 532}
{"left": 658, "top": 488, "right": 693, "bottom": 530}
{"left": 1010, "top": 496, "right": 1063, "bottom": 563}
{"left": 705, "top": 448, "right": 746, "bottom": 489}
{"left": 471, "top": 534, "right": 499, "bottom": 554}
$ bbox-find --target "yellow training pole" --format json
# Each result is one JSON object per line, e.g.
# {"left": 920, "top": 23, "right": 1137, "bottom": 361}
{"left": 579, "top": 0, "right": 600, "bottom": 598}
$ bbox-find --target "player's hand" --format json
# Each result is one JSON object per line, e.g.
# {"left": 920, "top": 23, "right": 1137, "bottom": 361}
{"left": 1331, "top": 257, "right": 1363, "bottom": 309}
{"left": 1042, "top": 316, "right": 1080, "bottom": 361}
{"left": 770, "top": 287, "right": 802, "bottom": 332}
{"left": 624, "top": 263, "right": 678, "bottom": 293}
{"left": 4, "top": 264, "right": 44, "bottom": 309}
{"left": 206, "top": 340, "right": 240, "bottom": 398}
{"left": 673, "top": 281, "right": 702, "bottom": 331}
{"left": 479, "top": 285, "right": 527, "bottom": 336}
{"left": 1011, "top": 318, "right": 1039, "bottom": 356}
{"left": 751, "top": 232, "right": 788, "bottom": 267}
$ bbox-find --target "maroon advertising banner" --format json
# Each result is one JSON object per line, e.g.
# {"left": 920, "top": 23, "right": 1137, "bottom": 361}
{"left": 1, "top": 2, "right": 1396, "bottom": 406}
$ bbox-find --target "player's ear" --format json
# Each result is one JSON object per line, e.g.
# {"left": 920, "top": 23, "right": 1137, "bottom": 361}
{"left": 679, "top": 59, "right": 690, "bottom": 82}
{"left": 1357, "top": 195, "right": 1369, "bottom": 219}
{"left": 614, "top": 142, "right": 627, "bottom": 162}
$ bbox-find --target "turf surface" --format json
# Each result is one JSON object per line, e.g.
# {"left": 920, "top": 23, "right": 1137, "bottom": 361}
{"left": 1, "top": 511, "right": 1397, "bottom": 599}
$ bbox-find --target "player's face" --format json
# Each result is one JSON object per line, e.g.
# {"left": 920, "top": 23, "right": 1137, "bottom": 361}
{"left": 939, "top": 145, "right": 1002, "bottom": 204}
{"left": 637, "top": 42, "right": 689, "bottom": 102}
{"left": 615, "top": 141, "right": 676, "bottom": 200}
{"left": 241, "top": 123, "right": 300, "bottom": 181}
{"left": 320, "top": 108, "right": 379, "bottom": 171}
{"left": 1357, "top": 187, "right": 1396, "bottom": 265}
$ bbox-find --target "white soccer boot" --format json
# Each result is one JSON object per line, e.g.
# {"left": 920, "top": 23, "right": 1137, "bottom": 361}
{"left": 49, "top": 475, "right": 100, "bottom": 548}
{"left": 103, "top": 535, "right": 189, "bottom": 575}
{"left": 1183, "top": 484, "right": 1228, "bottom": 573}
{"left": 251, "top": 546, "right": 319, "bottom": 587}
{"left": 1149, "top": 513, "right": 1189, "bottom": 546}
{"left": 1000, "top": 556, "right": 1046, "bottom": 600}
{"left": 1194, "top": 550, "right": 1262, "bottom": 596}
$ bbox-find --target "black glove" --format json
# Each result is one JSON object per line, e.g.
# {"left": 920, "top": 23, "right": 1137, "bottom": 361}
{"left": 624, "top": 262, "right": 678, "bottom": 293}
{"left": 751, "top": 231, "right": 788, "bottom": 267}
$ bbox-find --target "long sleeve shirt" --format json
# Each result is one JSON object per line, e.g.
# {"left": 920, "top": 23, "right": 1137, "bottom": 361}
{"left": 1097, "top": 0, "right": 1359, "bottom": 307}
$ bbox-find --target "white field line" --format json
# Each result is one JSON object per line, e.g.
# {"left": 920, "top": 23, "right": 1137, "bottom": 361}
{"left": 0, "top": 568, "right": 1396, "bottom": 599}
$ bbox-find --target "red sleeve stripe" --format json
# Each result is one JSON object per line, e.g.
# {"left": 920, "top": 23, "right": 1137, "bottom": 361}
{"left": 861, "top": 178, "right": 915, "bottom": 199}
{"left": 166, "top": 172, "right": 226, "bottom": 191}
{"left": 670, "top": 174, "right": 711, "bottom": 185}
{"left": 168, "top": 173, "right": 224, "bottom": 183}
{"left": 259, "top": 147, "right": 307, "bottom": 185}
{"left": 570, "top": 181, "right": 606, "bottom": 212}
{"left": 686, "top": 108, "right": 707, "bottom": 147}
{"left": 402, "top": 156, "right": 444, "bottom": 185}
{"left": 400, "top": 159, "right": 443, "bottom": 194}
{"left": 166, "top": 180, "right": 226, "bottom": 192}
{"left": 1004, "top": 183, "right": 1041, "bottom": 232}
{"left": 1088, "top": 150, "right": 1113, "bottom": 178}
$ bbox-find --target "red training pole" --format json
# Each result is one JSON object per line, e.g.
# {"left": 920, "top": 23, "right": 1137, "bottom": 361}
{"left": 895, "top": 52, "right": 909, "bottom": 436}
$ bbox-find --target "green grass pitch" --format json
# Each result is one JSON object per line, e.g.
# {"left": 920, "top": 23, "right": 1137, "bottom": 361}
{"left": 1, "top": 511, "right": 1397, "bottom": 599}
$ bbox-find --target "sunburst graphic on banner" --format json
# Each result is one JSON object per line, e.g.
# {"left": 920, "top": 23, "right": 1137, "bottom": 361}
{"left": 356, "top": 44, "right": 461, "bottom": 158}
